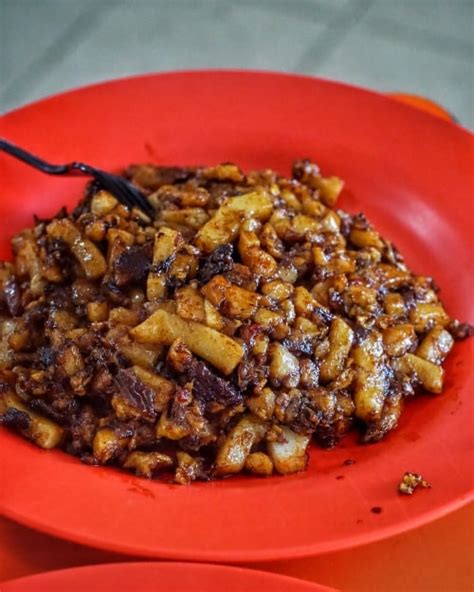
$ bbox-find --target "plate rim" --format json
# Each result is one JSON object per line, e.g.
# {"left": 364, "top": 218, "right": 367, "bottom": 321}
{"left": 1, "top": 67, "right": 472, "bottom": 137}
{"left": 0, "top": 69, "right": 473, "bottom": 562}
{"left": 2, "top": 561, "right": 336, "bottom": 592}
{"left": 2, "top": 481, "right": 473, "bottom": 562}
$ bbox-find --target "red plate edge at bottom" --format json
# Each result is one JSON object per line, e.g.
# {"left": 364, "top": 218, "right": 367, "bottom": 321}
{"left": 2, "top": 562, "right": 336, "bottom": 592}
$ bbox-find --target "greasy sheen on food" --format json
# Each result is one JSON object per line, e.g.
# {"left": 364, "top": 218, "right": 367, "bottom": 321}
{"left": 0, "top": 160, "right": 471, "bottom": 484}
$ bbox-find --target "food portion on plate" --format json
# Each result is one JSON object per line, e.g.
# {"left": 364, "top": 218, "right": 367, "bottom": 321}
{"left": 398, "top": 471, "right": 431, "bottom": 495}
{"left": 0, "top": 159, "right": 470, "bottom": 484}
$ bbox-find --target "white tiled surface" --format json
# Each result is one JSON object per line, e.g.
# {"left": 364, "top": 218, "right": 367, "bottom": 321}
{"left": 314, "top": 19, "right": 473, "bottom": 124}
{"left": 14, "top": 1, "right": 327, "bottom": 102}
{"left": 365, "top": 0, "right": 474, "bottom": 48}
{"left": 0, "top": 1, "right": 98, "bottom": 91}
{"left": 1, "top": 0, "right": 473, "bottom": 127}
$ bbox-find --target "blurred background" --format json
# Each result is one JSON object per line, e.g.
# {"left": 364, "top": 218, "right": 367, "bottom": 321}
{"left": 0, "top": 0, "right": 473, "bottom": 127}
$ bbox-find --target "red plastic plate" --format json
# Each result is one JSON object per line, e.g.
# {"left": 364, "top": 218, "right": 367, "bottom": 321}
{"left": 0, "top": 71, "right": 473, "bottom": 561}
{"left": 2, "top": 562, "right": 333, "bottom": 592}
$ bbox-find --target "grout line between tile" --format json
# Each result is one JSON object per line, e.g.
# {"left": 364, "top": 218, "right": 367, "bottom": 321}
{"left": 363, "top": 14, "right": 474, "bottom": 63}
{"left": 0, "top": 1, "right": 116, "bottom": 111}
{"left": 225, "top": 0, "right": 336, "bottom": 22}
{"left": 294, "top": 0, "right": 375, "bottom": 72}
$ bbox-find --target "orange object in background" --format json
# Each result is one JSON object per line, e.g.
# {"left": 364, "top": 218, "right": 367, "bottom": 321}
{"left": 388, "top": 93, "right": 456, "bottom": 122}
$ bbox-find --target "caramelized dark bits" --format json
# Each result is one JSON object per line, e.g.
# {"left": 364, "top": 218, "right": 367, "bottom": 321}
{"left": 0, "top": 159, "right": 470, "bottom": 483}
{"left": 169, "top": 340, "right": 242, "bottom": 407}
{"left": 448, "top": 320, "right": 474, "bottom": 341}
{"left": 113, "top": 244, "right": 152, "bottom": 287}
{"left": 114, "top": 368, "right": 157, "bottom": 422}
{"left": 197, "top": 244, "right": 234, "bottom": 285}
{"left": 0, "top": 407, "right": 31, "bottom": 430}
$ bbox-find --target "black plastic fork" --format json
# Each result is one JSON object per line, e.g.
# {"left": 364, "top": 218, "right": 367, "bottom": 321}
{"left": 0, "top": 138, "right": 155, "bottom": 219}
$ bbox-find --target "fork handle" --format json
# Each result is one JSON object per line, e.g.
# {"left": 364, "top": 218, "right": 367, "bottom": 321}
{"left": 0, "top": 138, "right": 95, "bottom": 177}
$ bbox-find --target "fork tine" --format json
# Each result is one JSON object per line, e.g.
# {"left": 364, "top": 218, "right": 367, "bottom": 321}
{"left": 96, "top": 170, "right": 154, "bottom": 219}
{"left": 98, "top": 173, "right": 135, "bottom": 210}
{"left": 0, "top": 143, "right": 156, "bottom": 219}
{"left": 126, "top": 183, "right": 155, "bottom": 218}
{"left": 117, "top": 182, "right": 154, "bottom": 219}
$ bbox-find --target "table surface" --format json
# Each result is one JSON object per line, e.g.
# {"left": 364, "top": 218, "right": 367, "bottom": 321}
{"left": 1, "top": 503, "right": 472, "bottom": 591}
